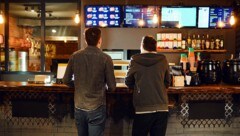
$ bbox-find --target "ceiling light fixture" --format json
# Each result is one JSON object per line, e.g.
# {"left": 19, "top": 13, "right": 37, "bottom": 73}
{"left": 74, "top": 0, "right": 80, "bottom": 24}
{"left": 74, "top": 12, "right": 80, "bottom": 24}
{"left": 0, "top": 11, "right": 4, "bottom": 24}
{"left": 229, "top": 12, "right": 236, "bottom": 26}
{"left": 52, "top": 29, "right": 57, "bottom": 33}
{"left": 36, "top": 11, "right": 53, "bottom": 18}
{"left": 152, "top": 13, "right": 158, "bottom": 24}
{"left": 138, "top": 13, "right": 145, "bottom": 27}
{"left": 152, "top": 0, "right": 159, "bottom": 24}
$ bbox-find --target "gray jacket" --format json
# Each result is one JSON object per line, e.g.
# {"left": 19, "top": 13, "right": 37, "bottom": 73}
{"left": 125, "top": 53, "right": 170, "bottom": 112}
{"left": 63, "top": 46, "right": 116, "bottom": 110}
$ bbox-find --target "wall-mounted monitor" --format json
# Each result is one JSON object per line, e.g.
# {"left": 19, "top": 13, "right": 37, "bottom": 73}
{"left": 161, "top": 6, "right": 197, "bottom": 28}
{"left": 85, "top": 5, "right": 122, "bottom": 27}
{"left": 124, "top": 5, "right": 159, "bottom": 28}
{"left": 209, "top": 7, "right": 233, "bottom": 28}
{"left": 198, "top": 7, "right": 210, "bottom": 28}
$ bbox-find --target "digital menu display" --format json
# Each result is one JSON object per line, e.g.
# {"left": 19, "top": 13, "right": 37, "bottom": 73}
{"left": 124, "top": 6, "right": 159, "bottom": 28}
{"left": 198, "top": 7, "right": 210, "bottom": 28}
{"left": 161, "top": 7, "right": 197, "bottom": 28}
{"left": 85, "top": 5, "right": 121, "bottom": 27}
{"left": 209, "top": 7, "right": 232, "bottom": 28}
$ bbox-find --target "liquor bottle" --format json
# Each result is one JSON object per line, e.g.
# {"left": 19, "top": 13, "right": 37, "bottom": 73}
{"left": 191, "top": 34, "right": 196, "bottom": 49}
{"left": 210, "top": 36, "right": 215, "bottom": 50}
{"left": 215, "top": 35, "right": 220, "bottom": 50}
{"left": 187, "top": 34, "right": 192, "bottom": 48}
{"left": 220, "top": 35, "right": 224, "bottom": 49}
{"left": 205, "top": 34, "right": 210, "bottom": 50}
{"left": 196, "top": 34, "right": 201, "bottom": 50}
{"left": 195, "top": 52, "right": 201, "bottom": 68}
{"left": 201, "top": 34, "right": 205, "bottom": 50}
{"left": 156, "top": 33, "right": 162, "bottom": 50}
{"left": 173, "top": 38, "right": 178, "bottom": 49}
{"left": 180, "top": 53, "right": 189, "bottom": 72}
{"left": 181, "top": 36, "right": 186, "bottom": 50}
{"left": 188, "top": 48, "right": 196, "bottom": 72}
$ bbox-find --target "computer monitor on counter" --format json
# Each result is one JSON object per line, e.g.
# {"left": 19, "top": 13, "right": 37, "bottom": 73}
{"left": 56, "top": 63, "right": 68, "bottom": 79}
{"left": 51, "top": 59, "right": 69, "bottom": 82}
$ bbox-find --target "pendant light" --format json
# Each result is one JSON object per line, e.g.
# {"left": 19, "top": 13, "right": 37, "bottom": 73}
{"left": 152, "top": 13, "right": 158, "bottom": 24}
{"left": 152, "top": 0, "right": 158, "bottom": 24}
{"left": 138, "top": 13, "right": 145, "bottom": 27}
{"left": 229, "top": 12, "right": 236, "bottom": 26}
{"left": 0, "top": 11, "right": 4, "bottom": 24}
{"left": 152, "top": 4, "right": 158, "bottom": 24}
{"left": 74, "top": 12, "right": 80, "bottom": 24}
{"left": 74, "top": 0, "right": 80, "bottom": 24}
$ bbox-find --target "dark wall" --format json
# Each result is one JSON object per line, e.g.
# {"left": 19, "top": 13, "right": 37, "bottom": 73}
{"left": 81, "top": 0, "right": 236, "bottom": 64}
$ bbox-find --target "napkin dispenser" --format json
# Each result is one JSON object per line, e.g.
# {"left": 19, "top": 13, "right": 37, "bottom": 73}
{"left": 172, "top": 76, "right": 185, "bottom": 87}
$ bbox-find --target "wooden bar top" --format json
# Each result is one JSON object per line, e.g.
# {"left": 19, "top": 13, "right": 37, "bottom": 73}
{"left": 0, "top": 81, "right": 240, "bottom": 94}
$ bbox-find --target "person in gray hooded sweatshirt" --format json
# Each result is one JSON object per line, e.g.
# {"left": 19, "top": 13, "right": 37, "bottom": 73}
{"left": 125, "top": 36, "right": 170, "bottom": 136}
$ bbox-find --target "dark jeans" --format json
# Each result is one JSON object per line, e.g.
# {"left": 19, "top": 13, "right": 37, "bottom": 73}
{"left": 132, "top": 112, "right": 168, "bottom": 136}
{"left": 75, "top": 105, "right": 106, "bottom": 136}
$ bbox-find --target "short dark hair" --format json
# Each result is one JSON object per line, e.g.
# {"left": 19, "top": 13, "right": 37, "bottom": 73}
{"left": 142, "top": 36, "right": 157, "bottom": 52}
{"left": 85, "top": 28, "right": 101, "bottom": 46}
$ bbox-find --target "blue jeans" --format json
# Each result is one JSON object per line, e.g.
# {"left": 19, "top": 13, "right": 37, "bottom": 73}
{"left": 75, "top": 105, "right": 106, "bottom": 136}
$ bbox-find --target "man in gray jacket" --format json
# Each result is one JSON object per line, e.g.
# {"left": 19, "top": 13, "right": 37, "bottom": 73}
{"left": 63, "top": 28, "right": 116, "bottom": 136}
{"left": 125, "top": 36, "right": 170, "bottom": 136}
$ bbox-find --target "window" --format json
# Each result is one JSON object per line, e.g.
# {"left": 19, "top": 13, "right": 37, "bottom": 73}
{"left": 45, "top": 3, "right": 78, "bottom": 72}
{"left": 4, "top": 1, "right": 79, "bottom": 72}
{"left": 9, "top": 2, "right": 41, "bottom": 71}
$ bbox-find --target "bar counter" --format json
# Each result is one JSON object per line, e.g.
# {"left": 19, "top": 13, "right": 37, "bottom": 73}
{"left": 0, "top": 81, "right": 240, "bottom": 128}
{"left": 0, "top": 81, "right": 240, "bottom": 93}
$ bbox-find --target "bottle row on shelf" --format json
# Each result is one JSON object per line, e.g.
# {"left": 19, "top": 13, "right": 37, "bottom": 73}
{"left": 172, "top": 48, "right": 240, "bottom": 87}
{"left": 156, "top": 33, "right": 224, "bottom": 51}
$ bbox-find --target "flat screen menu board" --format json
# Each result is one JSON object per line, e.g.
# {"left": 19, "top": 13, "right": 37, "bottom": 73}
{"left": 209, "top": 7, "right": 232, "bottom": 28}
{"left": 198, "top": 7, "right": 210, "bottom": 28}
{"left": 124, "top": 5, "right": 159, "bottom": 28}
{"left": 85, "top": 5, "right": 121, "bottom": 27}
{"left": 161, "top": 7, "right": 197, "bottom": 28}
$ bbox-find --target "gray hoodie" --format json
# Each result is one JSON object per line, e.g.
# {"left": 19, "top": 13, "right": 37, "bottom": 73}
{"left": 125, "top": 53, "right": 170, "bottom": 112}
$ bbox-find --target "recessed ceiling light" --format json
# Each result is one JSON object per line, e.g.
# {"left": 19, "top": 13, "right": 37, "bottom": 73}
{"left": 52, "top": 29, "right": 57, "bottom": 33}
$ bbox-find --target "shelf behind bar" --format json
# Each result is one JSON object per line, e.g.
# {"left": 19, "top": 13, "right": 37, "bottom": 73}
{"left": 157, "top": 49, "right": 227, "bottom": 53}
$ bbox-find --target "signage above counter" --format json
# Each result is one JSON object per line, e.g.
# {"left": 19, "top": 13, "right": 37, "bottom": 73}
{"left": 83, "top": 5, "right": 235, "bottom": 29}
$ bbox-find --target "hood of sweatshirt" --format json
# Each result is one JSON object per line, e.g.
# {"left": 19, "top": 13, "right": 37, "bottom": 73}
{"left": 132, "top": 53, "right": 166, "bottom": 67}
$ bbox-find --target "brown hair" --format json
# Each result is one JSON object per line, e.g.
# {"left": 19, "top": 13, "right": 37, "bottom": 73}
{"left": 142, "top": 36, "right": 157, "bottom": 52}
{"left": 85, "top": 28, "right": 101, "bottom": 46}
